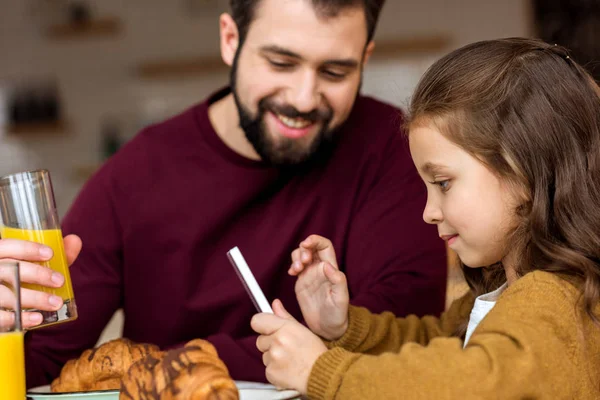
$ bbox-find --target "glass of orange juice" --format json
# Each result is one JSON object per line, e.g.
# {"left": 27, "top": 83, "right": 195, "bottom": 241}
{"left": 0, "top": 261, "right": 26, "bottom": 398}
{"left": 0, "top": 169, "right": 77, "bottom": 328}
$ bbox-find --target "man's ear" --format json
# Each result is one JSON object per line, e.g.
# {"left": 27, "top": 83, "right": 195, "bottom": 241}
{"left": 363, "top": 41, "right": 375, "bottom": 66}
{"left": 219, "top": 13, "right": 240, "bottom": 66}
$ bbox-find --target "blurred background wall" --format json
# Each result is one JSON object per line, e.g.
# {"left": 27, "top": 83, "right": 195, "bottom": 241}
{"left": 0, "top": 0, "right": 533, "bottom": 217}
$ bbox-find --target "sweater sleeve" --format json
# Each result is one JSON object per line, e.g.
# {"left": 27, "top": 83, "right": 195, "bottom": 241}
{"left": 327, "top": 291, "right": 474, "bottom": 354}
{"left": 308, "top": 275, "right": 581, "bottom": 400}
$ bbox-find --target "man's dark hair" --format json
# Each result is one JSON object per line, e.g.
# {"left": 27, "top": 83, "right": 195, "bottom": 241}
{"left": 229, "top": 0, "right": 386, "bottom": 45}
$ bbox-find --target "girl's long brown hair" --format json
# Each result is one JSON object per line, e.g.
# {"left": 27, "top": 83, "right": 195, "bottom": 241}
{"left": 409, "top": 38, "right": 600, "bottom": 324}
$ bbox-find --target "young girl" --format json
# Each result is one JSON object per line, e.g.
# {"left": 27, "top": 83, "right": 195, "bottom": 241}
{"left": 251, "top": 37, "right": 600, "bottom": 399}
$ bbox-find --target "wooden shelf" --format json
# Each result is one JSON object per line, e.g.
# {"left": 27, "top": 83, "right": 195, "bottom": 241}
{"left": 136, "top": 56, "right": 225, "bottom": 80}
{"left": 370, "top": 34, "right": 452, "bottom": 59}
{"left": 72, "top": 163, "right": 101, "bottom": 180}
{"left": 135, "top": 34, "right": 452, "bottom": 80}
{"left": 6, "top": 120, "right": 68, "bottom": 135}
{"left": 45, "top": 17, "right": 122, "bottom": 40}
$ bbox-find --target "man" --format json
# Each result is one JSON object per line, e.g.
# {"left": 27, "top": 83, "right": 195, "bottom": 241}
{"left": 24, "top": 0, "right": 446, "bottom": 386}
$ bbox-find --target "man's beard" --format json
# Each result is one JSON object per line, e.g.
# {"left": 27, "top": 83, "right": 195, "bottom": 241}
{"left": 230, "top": 51, "right": 342, "bottom": 168}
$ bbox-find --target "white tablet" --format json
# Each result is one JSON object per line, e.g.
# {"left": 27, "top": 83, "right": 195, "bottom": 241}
{"left": 227, "top": 246, "right": 273, "bottom": 314}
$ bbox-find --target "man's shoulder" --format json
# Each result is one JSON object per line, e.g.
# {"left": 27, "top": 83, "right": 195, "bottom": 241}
{"left": 109, "top": 99, "right": 209, "bottom": 166}
{"left": 352, "top": 94, "right": 405, "bottom": 126}
{"left": 137, "top": 102, "right": 206, "bottom": 144}
{"left": 343, "top": 94, "right": 407, "bottom": 145}
{"left": 95, "top": 101, "right": 208, "bottom": 182}
{"left": 337, "top": 94, "right": 407, "bottom": 155}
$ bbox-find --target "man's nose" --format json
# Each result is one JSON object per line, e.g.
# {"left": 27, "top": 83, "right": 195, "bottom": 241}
{"left": 289, "top": 71, "right": 321, "bottom": 113}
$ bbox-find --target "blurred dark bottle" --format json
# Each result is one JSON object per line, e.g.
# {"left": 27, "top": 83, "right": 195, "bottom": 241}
{"left": 100, "top": 119, "right": 122, "bottom": 159}
{"left": 68, "top": 1, "right": 91, "bottom": 25}
{"left": 8, "top": 85, "right": 61, "bottom": 126}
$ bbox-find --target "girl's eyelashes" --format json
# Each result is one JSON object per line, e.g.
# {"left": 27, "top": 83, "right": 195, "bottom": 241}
{"left": 429, "top": 179, "right": 451, "bottom": 192}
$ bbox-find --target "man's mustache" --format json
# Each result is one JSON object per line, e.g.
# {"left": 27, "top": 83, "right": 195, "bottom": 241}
{"left": 259, "top": 99, "right": 333, "bottom": 124}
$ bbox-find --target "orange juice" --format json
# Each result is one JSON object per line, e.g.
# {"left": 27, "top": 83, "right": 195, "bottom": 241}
{"left": 0, "top": 227, "right": 74, "bottom": 302}
{"left": 0, "top": 331, "right": 25, "bottom": 399}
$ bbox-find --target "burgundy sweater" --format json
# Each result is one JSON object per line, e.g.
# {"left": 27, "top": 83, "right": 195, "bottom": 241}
{"left": 25, "top": 88, "right": 446, "bottom": 387}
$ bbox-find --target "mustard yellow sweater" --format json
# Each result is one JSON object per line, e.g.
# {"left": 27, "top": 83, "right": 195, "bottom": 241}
{"left": 308, "top": 271, "right": 600, "bottom": 399}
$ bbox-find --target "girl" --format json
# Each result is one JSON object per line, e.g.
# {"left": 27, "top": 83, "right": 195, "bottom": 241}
{"left": 251, "top": 38, "right": 600, "bottom": 399}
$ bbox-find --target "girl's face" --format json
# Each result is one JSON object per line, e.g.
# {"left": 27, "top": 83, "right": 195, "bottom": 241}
{"left": 409, "top": 124, "right": 520, "bottom": 269}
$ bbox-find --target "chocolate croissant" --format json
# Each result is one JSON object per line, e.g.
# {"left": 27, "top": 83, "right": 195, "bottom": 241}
{"left": 51, "top": 338, "right": 162, "bottom": 392}
{"left": 120, "top": 339, "right": 239, "bottom": 400}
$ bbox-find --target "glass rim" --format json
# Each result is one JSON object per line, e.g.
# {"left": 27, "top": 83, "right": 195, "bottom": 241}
{"left": 0, "top": 169, "right": 50, "bottom": 186}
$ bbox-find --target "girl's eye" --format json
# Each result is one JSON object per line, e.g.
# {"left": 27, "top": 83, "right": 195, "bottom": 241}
{"left": 429, "top": 180, "right": 451, "bottom": 192}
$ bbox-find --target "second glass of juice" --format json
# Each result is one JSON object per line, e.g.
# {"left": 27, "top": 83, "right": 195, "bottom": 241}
{"left": 0, "top": 169, "right": 77, "bottom": 328}
{"left": 0, "top": 261, "right": 26, "bottom": 399}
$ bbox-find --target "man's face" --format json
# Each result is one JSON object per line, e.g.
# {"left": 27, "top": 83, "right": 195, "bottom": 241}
{"left": 231, "top": 0, "right": 369, "bottom": 166}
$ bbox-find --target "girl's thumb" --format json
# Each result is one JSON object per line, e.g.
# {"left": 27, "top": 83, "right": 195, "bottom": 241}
{"left": 272, "top": 299, "right": 295, "bottom": 320}
{"left": 323, "top": 262, "right": 345, "bottom": 285}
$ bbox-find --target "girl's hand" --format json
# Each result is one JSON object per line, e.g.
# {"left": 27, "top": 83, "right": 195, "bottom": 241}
{"left": 289, "top": 235, "right": 349, "bottom": 340}
{"left": 289, "top": 234, "right": 338, "bottom": 276}
{"left": 251, "top": 299, "right": 327, "bottom": 395}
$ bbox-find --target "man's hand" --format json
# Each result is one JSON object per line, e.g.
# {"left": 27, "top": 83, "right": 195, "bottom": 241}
{"left": 0, "top": 235, "right": 82, "bottom": 329}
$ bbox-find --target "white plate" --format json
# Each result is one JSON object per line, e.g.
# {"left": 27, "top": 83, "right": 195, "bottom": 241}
{"left": 27, "top": 387, "right": 118, "bottom": 400}
{"left": 28, "top": 381, "right": 301, "bottom": 400}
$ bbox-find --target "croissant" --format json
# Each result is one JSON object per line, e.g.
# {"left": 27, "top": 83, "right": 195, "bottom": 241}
{"left": 51, "top": 338, "right": 162, "bottom": 392}
{"left": 120, "top": 339, "right": 239, "bottom": 400}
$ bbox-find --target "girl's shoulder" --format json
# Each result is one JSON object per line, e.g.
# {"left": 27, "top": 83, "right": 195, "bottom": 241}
{"left": 499, "top": 270, "right": 582, "bottom": 307}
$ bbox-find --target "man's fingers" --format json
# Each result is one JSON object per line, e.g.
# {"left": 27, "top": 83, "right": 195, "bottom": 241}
{"left": 63, "top": 235, "right": 82, "bottom": 266}
{"left": 21, "top": 287, "right": 63, "bottom": 311}
{"left": 2, "top": 283, "right": 64, "bottom": 312}
{"left": 0, "top": 309, "right": 15, "bottom": 328}
{"left": 0, "top": 285, "right": 17, "bottom": 309}
{"left": 0, "top": 310, "right": 43, "bottom": 330}
{"left": 0, "top": 239, "right": 53, "bottom": 262}
{"left": 22, "top": 312, "right": 43, "bottom": 329}
{"left": 0, "top": 263, "right": 18, "bottom": 287}
{"left": 17, "top": 261, "right": 64, "bottom": 288}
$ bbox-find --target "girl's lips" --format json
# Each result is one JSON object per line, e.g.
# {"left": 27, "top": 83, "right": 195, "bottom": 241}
{"left": 441, "top": 234, "right": 459, "bottom": 246}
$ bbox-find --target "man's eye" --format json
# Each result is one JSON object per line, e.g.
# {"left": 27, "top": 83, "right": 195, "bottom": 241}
{"left": 268, "top": 60, "right": 293, "bottom": 69}
{"left": 322, "top": 70, "right": 346, "bottom": 80}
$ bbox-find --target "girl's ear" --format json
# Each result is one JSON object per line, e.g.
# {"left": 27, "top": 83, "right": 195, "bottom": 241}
{"left": 506, "top": 180, "right": 530, "bottom": 217}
